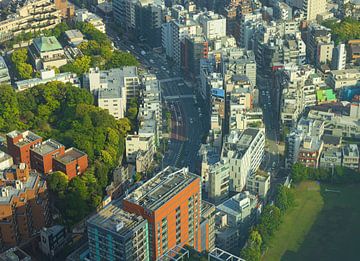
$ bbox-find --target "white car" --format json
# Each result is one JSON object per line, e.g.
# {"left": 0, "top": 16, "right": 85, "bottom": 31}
{"left": 130, "top": 45, "right": 135, "bottom": 49}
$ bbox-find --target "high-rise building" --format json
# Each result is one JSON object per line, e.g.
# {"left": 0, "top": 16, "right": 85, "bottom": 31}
{"left": 208, "top": 160, "right": 230, "bottom": 204}
{"left": 332, "top": 43, "right": 347, "bottom": 70}
{"left": 0, "top": 0, "right": 62, "bottom": 42}
{"left": 303, "top": 0, "right": 327, "bottom": 21}
{"left": 122, "top": 167, "right": 202, "bottom": 260}
{"left": 221, "top": 128, "right": 265, "bottom": 192}
{"left": 87, "top": 201, "right": 149, "bottom": 261}
{"left": 0, "top": 164, "right": 50, "bottom": 249}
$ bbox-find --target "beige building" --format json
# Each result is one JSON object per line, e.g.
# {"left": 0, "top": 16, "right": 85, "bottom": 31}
{"left": 0, "top": 0, "right": 62, "bottom": 42}
{"left": 208, "top": 160, "right": 230, "bottom": 204}
{"left": 246, "top": 171, "right": 270, "bottom": 198}
{"left": 29, "top": 36, "right": 67, "bottom": 70}
{"left": 303, "top": 0, "right": 327, "bottom": 21}
{"left": 326, "top": 69, "right": 360, "bottom": 89}
{"left": 98, "top": 88, "right": 126, "bottom": 120}
{"left": 125, "top": 134, "right": 155, "bottom": 171}
{"left": 342, "top": 144, "right": 359, "bottom": 170}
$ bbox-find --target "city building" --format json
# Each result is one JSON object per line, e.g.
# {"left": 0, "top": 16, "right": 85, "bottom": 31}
{"left": 0, "top": 56, "right": 10, "bottom": 83}
{"left": 29, "top": 36, "right": 67, "bottom": 70}
{"left": 0, "top": 151, "right": 13, "bottom": 171}
{"left": 15, "top": 70, "right": 80, "bottom": 92}
{"left": 98, "top": 87, "right": 126, "bottom": 120}
{"left": 0, "top": 247, "right": 31, "bottom": 261}
{"left": 53, "top": 148, "right": 88, "bottom": 180}
{"left": 125, "top": 134, "right": 155, "bottom": 167}
{"left": 303, "top": 0, "right": 327, "bottom": 21}
{"left": 0, "top": 164, "right": 50, "bottom": 249}
{"left": 200, "top": 201, "right": 216, "bottom": 252}
{"left": 54, "top": 0, "right": 74, "bottom": 18}
{"left": 123, "top": 167, "right": 202, "bottom": 260}
{"left": 0, "top": 0, "right": 62, "bottom": 42}
{"left": 215, "top": 191, "right": 259, "bottom": 251}
{"left": 207, "top": 160, "right": 230, "bottom": 204}
{"left": 347, "top": 39, "right": 360, "bottom": 63}
{"left": 30, "top": 139, "right": 65, "bottom": 174}
{"left": 39, "top": 225, "right": 66, "bottom": 258}
{"left": 87, "top": 200, "right": 149, "bottom": 261}
{"left": 74, "top": 9, "right": 106, "bottom": 33}
{"left": 113, "top": 0, "right": 164, "bottom": 47}
{"left": 64, "top": 29, "right": 84, "bottom": 47}
{"left": 332, "top": 43, "right": 347, "bottom": 70}
{"left": 198, "top": 11, "right": 226, "bottom": 40}
{"left": 84, "top": 67, "right": 139, "bottom": 101}
{"left": 221, "top": 128, "right": 265, "bottom": 192}
{"left": 326, "top": 69, "right": 360, "bottom": 89}
{"left": 297, "top": 136, "right": 324, "bottom": 168}
{"left": 246, "top": 171, "right": 270, "bottom": 199}
{"left": 342, "top": 144, "right": 359, "bottom": 170}
{"left": 320, "top": 147, "right": 342, "bottom": 169}
{"left": 6, "top": 130, "right": 42, "bottom": 166}
{"left": 182, "top": 35, "right": 209, "bottom": 77}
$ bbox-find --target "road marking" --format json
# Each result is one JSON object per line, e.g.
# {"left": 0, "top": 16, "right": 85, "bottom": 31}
{"left": 159, "top": 77, "right": 183, "bottom": 83}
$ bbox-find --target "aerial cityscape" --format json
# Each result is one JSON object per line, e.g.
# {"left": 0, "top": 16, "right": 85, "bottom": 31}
{"left": 0, "top": 0, "right": 359, "bottom": 260}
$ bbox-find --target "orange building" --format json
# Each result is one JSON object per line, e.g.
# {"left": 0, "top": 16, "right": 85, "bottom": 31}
{"left": 30, "top": 139, "right": 65, "bottom": 174}
{"left": 53, "top": 148, "right": 88, "bottom": 179}
{"left": 122, "top": 167, "right": 202, "bottom": 260}
{"left": 0, "top": 163, "right": 50, "bottom": 249}
{"left": 6, "top": 131, "right": 42, "bottom": 166}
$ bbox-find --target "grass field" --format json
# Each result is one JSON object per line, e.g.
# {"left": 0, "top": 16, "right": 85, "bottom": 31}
{"left": 263, "top": 181, "right": 360, "bottom": 261}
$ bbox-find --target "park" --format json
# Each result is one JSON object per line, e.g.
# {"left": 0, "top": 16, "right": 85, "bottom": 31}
{"left": 263, "top": 181, "right": 360, "bottom": 261}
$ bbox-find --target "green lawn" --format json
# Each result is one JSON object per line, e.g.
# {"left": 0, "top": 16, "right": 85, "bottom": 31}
{"left": 263, "top": 181, "right": 360, "bottom": 261}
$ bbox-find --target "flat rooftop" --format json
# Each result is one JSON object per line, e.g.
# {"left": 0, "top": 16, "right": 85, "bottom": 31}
{"left": 31, "top": 139, "right": 64, "bottom": 156}
{"left": 98, "top": 87, "right": 122, "bottom": 99}
{"left": 65, "top": 29, "right": 83, "bottom": 40}
{"left": 54, "top": 148, "right": 87, "bottom": 164}
{"left": 124, "top": 167, "right": 199, "bottom": 211}
{"left": 0, "top": 247, "right": 31, "bottom": 261}
{"left": 87, "top": 200, "right": 146, "bottom": 236}
{"left": 7, "top": 130, "right": 42, "bottom": 148}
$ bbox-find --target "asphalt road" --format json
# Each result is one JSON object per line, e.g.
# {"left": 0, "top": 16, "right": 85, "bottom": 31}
{"left": 106, "top": 27, "right": 208, "bottom": 174}
{"left": 258, "top": 74, "right": 281, "bottom": 174}
{"left": 161, "top": 79, "right": 207, "bottom": 173}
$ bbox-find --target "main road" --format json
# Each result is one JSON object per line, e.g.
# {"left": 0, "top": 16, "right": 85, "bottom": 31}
{"left": 107, "top": 28, "right": 208, "bottom": 174}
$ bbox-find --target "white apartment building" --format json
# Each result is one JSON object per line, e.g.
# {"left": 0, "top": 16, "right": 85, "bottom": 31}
{"left": 198, "top": 11, "right": 226, "bottom": 40}
{"left": 208, "top": 160, "right": 230, "bottom": 204}
{"left": 74, "top": 9, "right": 106, "bottom": 33}
{"left": 246, "top": 171, "right": 270, "bottom": 198}
{"left": 221, "top": 128, "right": 265, "bottom": 192}
{"left": 125, "top": 134, "right": 155, "bottom": 165}
{"left": 326, "top": 69, "right": 360, "bottom": 89}
{"left": 15, "top": 69, "right": 80, "bottom": 92}
{"left": 98, "top": 88, "right": 126, "bottom": 119}
{"left": 162, "top": 16, "right": 200, "bottom": 67}
{"left": 332, "top": 44, "right": 347, "bottom": 70}
{"left": 0, "top": 0, "right": 62, "bottom": 42}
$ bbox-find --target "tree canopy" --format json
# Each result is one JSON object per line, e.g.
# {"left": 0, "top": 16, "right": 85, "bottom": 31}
{"left": 322, "top": 18, "right": 360, "bottom": 44}
{"left": 0, "top": 82, "right": 131, "bottom": 226}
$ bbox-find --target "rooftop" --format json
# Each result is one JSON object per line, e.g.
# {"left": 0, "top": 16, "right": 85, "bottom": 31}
{"left": 316, "top": 89, "right": 336, "bottom": 103}
{"left": 87, "top": 200, "right": 146, "bottom": 236}
{"left": 0, "top": 172, "right": 43, "bottom": 204}
{"left": 98, "top": 87, "right": 122, "bottom": 99}
{"left": 33, "top": 36, "right": 63, "bottom": 52}
{"left": 7, "top": 130, "right": 42, "bottom": 148}
{"left": 216, "top": 191, "right": 258, "bottom": 218}
{"left": 0, "top": 247, "right": 31, "bottom": 261}
{"left": 31, "top": 139, "right": 64, "bottom": 156}
{"left": 64, "top": 29, "right": 84, "bottom": 40}
{"left": 54, "top": 148, "right": 87, "bottom": 164}
{"left": 124, "top": 167, "right": 199, "bottom": 211}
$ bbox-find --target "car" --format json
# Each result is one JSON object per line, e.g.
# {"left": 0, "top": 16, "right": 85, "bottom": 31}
{"left": 130, "top": 45, "right": 135, "bottom": 49}
{"left": 141, "top": 50, "right": 146, "bottom": 55}
{"left": 149, "top": 59, "right": 154, "bottom": 63}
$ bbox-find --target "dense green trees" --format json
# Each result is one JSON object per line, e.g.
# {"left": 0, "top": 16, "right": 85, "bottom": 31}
{"left": 240, "top": 185, "right": 295, "bottom": 261}
{"left": 0, "top": 82, "right": 131, "bottom": 226}
{"left": 290, "top": 163, "right": 360, "bottom": 184}
{"left": 10, "top": 48, "right": 33, "bottom": 80}
{"left": 322, "top": 18, "right": 360, "bottom": 44}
